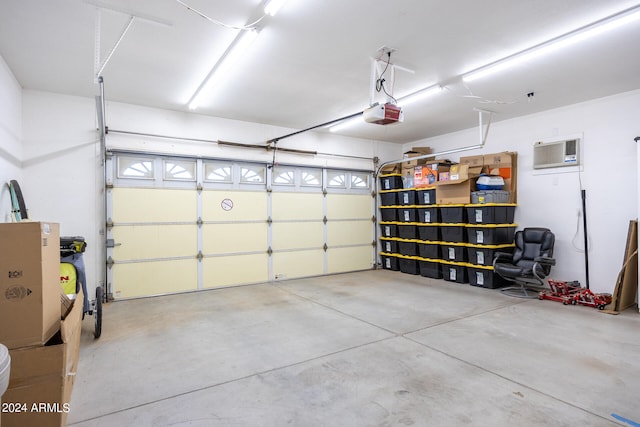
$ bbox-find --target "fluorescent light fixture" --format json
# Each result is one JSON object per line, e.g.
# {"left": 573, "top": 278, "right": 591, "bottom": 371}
{"left": 397, "top": 85, "right": 442, "bottom": 107}
{"left": 264, "top": 0, "right": 289, "bottom": 16}
{"left": 463, "top": 6, "right": 640, "bottom": 82}
{"left": 188, "top": 28, "right": 260, "bottom": 110}
{"left": 329, "top": 116, "right": 362, "bottom": 133}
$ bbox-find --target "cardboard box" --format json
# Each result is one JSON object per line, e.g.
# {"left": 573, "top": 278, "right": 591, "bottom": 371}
{"left": 3, "top": 290, "right": 83, "bottom": 427}
{"left": 414, "top": 163, "right": 451, "bottom": 188}
{"left": 0, "top": 222, "right": 60, "bottom": 349}
{"left": 401, "top": 147, "right": 433, "bottom": 176}
{"left": 460, "top": 154, "right": 485, "bottom": 168}
{"left": 483, "top": 152, "right": 517, "bottom": 203}
{"left": 436, "top": 164, "right": 483, "bottom": 204}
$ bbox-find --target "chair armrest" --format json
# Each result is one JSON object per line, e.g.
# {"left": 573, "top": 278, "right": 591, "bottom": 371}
{"left": 494, "top": 251, "right": 513, "bottom": 263}
{"left": 534, "top": 256, "right": 556, "bottom": 266}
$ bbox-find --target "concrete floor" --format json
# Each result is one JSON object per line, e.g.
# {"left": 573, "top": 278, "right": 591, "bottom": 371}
{"left": 67, "top": 270, "right": 640, "bottom": 426}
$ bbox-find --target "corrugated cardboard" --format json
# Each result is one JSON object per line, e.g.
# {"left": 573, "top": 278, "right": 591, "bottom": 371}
{"left": 484, "top": 151, "right": 517, "bottom": 203}
{"left": 0, "top": 222, "right": 60, "bottom": 349}
{"left": 401, "top": 147, "right": 433, "bottom": 175}
{"left": 414, "top": 162, "right": 452, "bottom": 188}
{"left": 460, "top": 154, "right": 485, "bottom": 168}
{"left": 3, "top": 290, "right": 83, "bottom": 427}
{"left": 436, "top": 164, "right": 482, "bottom": 204}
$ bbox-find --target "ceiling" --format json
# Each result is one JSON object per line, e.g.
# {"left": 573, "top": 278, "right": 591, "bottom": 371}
{"left": 1, "top": 0, "right": 639, "bottom": 144}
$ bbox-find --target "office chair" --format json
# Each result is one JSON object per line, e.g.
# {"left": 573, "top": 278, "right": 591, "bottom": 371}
{"left": 493, "top": 227, "right": 556, "bottom": 298}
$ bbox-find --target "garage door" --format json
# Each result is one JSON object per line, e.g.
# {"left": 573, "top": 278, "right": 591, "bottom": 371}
{"left": 106, "top": 153, "right": 375, "bottom": 299}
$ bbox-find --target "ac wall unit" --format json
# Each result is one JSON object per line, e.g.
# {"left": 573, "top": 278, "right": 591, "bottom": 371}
{"left": 533, "top": 138, "right": 580, "bottom": 169}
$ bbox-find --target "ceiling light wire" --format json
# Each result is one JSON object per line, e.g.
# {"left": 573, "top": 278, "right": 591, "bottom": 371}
{"left": 175, "top": 0, "right": 266, "bottom": 30}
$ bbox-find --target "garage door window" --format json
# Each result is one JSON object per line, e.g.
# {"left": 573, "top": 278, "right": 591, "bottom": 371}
{"left": 204, "top": 162, "right": 233, "bottom": 183}
{"left": 118, "top": 156, "right": 154, "bottom": 179}
{"left": 240, "top": 165, "right": 266, "bottom": 184}
{"left": 164, "top": 160, "right": 196, "bottom": 181}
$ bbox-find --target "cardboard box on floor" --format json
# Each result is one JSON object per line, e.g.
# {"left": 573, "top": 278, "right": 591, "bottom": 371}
{"left": 0, "top": 222, "right": 61, "bottom": 349}
{"left": 436, "top": 163, "right": 483, "bottom": 204}
{"left": 484, "top": 151, "right": 517, "bottom": 203}
{"left": 3, "top": 290, "right": 83, "bottom": 427}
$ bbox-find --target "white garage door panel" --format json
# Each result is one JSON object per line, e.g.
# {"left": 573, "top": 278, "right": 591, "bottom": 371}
{"left": 203, "top": 254, "right": 269, "bottom": 288}
{"left": 202, "top": 223, "right": 267, "bottom": 254}
{"left": 202, "top": 191, "right": 267, "bottom": 221}
{"left": 271, "top": 193, "right": 323, "bottom": 220}
{"left": 327, "top": 221, "right": 373, "bottom": 246}
{"left": 326, "top": 194, "right": 372, "bottom": 219}
{"left": 273, "top": 250, "right": 324, "bottom": 279}
{"left": 113, "top": 225, "right": 196, "bottom": 260}
{"left": 271, "top": 222, "right": 324, "bottom": 250}
{"left": 113, "top": 259, "right": 198, "bottom": 299}
{"left": 113, "top": 188, "right": 196, "bottom": 222}
{"left": 327, "top": 247, "right": 373, "bottom": 274}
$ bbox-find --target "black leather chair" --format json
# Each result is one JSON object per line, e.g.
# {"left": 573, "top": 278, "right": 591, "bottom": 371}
{"left": 493, "top": 227, "right": 556, "bottom": 298}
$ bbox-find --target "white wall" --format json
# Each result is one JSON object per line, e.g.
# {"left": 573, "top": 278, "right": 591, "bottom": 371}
{"left": 407, "top": 90, "right": 640, "bottom": 295}
{"left": 21, "top": 92, "right": 402, "bottom": 295}
{"left": 0, "top": 56, "right": 23, "bottom": 218}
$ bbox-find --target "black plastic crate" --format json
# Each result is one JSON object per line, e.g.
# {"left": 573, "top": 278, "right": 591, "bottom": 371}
{"left": 399, "top": 256, "right": 420, "bottom": 275}
{"left": 416, "top": 206, "right": 439, "bottom": 223}
{"left": 440, "top": 224, "right": 466, "bottom": 243}
{"left": 380, "top": 237, "right": 398, "bottom": 254}
{"left": 441, "top": 261, "right": 469, "bottom": 283}
{"left": 398, "top": 189, "right": 417, "bottom": 205}
{"left": 379, "top": 191, "right": 398, "bottom": 206}
{"left": 416, "top": 188, "right": 436, "bottom": 205}
{"left": 417, "top": 224, "right": 439, "bottom": 241}
{"left": 379, "top": 174, "right": 403, "bottom": 190}
{"left": 466, "top": 224, "right": 517, "bottom": 245}
{"left": 380, "top": 253, "right": 400, "bottom": 271}
{"left": 379, "top": 206, "right": 397, "bottom": 221}
{"left": 397, "top": 207, "right": 418, "bottom": 222}
{"left": 441, "top": 243, "right": 467, "bottom": 262}
{"left": 440, "top": 205, "right": 466, "bottom": 223}
{"left": 379, "top": 222, "right": 397, "bottom": 238}
{"left": 466, "top": 243, "right": 515, "bottom": 266}
{"left": 418, "top": 258, "right": 442, "bottom": 279}
{"left": 466, "top": 204, "right": 516, "bottom": 224}
{"left": 397, "top": 224, "right": 417, "bottom": 239}
{"left": 417, "top": 240, "right": 440, "bottom": 259}
{"left": 397, "top": 239, "right": 418, "bottom": 256}
{"left": 467, "top": 265, "right": 507, "bottom": 289}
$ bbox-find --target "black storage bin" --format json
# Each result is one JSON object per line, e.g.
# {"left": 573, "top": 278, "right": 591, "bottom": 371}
{"left": 417, "top": 240, "right": 440, "bottom": 259}
{"left": 380, "top": 237, "right": 398, "bottom": 254}
{"left": 398, "top": 189, "right": 417, "bottom": 205}
{"left": 379, "top": 191, "right": 398, "bottom": 206}
{"left": 418, "top": 257, "right": 442, "bottom": 279}
{"left": 379, "top": 206, "right": 397, "bottom": 221}
{"left": 439, "top": 205, "right": 466, "bottom": 223}
{"left": 397, "top": 239, "right": 418, "bottom": 256}
{"left": 441, "top": 261, "right": 469, "bottom": 283}
{"left": 466, "top": 224, "right": 517, "bottom": 245}
{"left": 380, "top": 253, "right": 400, "bottom": 271}
{"left": 379, "top": 222, "right": 397, "bottom": 238}
{"left": 441, "top": 242, "right": 467, "bottom": 262}
{"left": 397, "top": 223, "right": 417, "bottom": 239}
{"left": 416, "top": 188, "right": 436, "bottom": 205}
{"left": 379, "top": 174, "right": 403, "bottom": 190}
{"left": 416, "top": 206, "right": 439, "bottom": 223}
{"left": 440, "top": 224, "right": 466, "bottom": 243}
{"left": 417, "top": 223, "right": 440, "bottom": 241}
{"left": 399, "top": 256, "right": 420, "bottom": 275}
{"left": 466, "top": 204, "right": 516, "bottom": 224}
{"left": 397, "top": 207, "right": 418, "bottom": 222}
{"left": 466, "top": 243, "right": 515, "bottom": 266}
{"left": 467, "top": 265, "right": 507, "bottom": 289}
